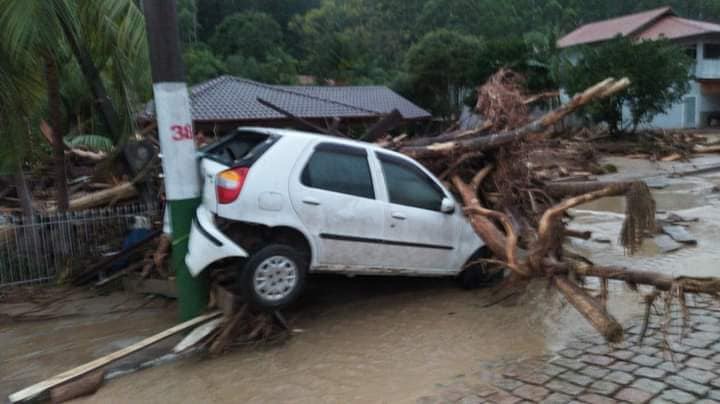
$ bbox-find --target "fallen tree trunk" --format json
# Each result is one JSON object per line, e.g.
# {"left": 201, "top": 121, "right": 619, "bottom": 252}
{"left": 400, "top": 78, "right": 630, "bottom": 159}
{"left": 451, "top": 176, "right": 513, "bottom": 266}
{"left": 48, "top": 182, "right": 137, "bottom": 213}
{"left": 693, "top": 144, "right": 720, "bottom": 153}
{"left": 570, "top": 265, "right": 720, "bottom": 294}
{"left": 553, "top": 275, "right": 624, "bottom": 343}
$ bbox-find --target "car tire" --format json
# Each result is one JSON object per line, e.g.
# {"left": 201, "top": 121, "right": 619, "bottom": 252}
{"left": 459, "top": 248, "right": 504, "bottom": 289}
{"left": 238, "top": 244, "right": 307, "bottom": 310}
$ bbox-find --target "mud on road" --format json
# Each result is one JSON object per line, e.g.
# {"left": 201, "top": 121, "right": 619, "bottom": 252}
{"left": 3, "top": 155, "right": 720, "bottom": 403}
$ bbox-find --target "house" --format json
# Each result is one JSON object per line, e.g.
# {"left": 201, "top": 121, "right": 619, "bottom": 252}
{"left": 558, "top": 6, "right": 720, "bottom": 129}
{"left": 140, "top": 76, "right": 431, "bottom": 134}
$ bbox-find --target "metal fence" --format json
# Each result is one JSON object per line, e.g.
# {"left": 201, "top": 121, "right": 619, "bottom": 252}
{"left": 0, "top": 202, "right": 162, "bottom": 287}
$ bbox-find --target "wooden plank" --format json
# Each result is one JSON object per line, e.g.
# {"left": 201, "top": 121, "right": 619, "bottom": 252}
{"left": 8, "top": 311, "right": 221, "bottom": 403}
{"left": 173, "top": 318, "right": 223, "bottom": 353}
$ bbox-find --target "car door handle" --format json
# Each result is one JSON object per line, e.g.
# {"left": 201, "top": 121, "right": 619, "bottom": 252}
{"left": 391, "top": 212, "right": 406, "bottom": 220}
{"left": 302, "top": 197, "right": 321, "bottom": 206}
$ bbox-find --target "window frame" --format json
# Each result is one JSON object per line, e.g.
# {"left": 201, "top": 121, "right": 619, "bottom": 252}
{"left": 300, "top": 142, "right": 376, "bottom": 200}
{"left": 375, "top": 151, "right": 448, "bottom": 212}
{"left": 705, "top": 43, "right": 720, "bottom": 60}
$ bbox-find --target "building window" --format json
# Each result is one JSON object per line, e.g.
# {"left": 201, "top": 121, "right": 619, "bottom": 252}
{"left": 704, "top": 43, "right": 720, "bottom": 59}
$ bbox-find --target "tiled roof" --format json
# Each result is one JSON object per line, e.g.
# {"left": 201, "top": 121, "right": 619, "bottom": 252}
{"left": 142, "top": 76, "right": 431, "bottom": 122}
{"left": 638, "top": 16, "right": 720, "bottom": 40}
{"left": 557, "top": 6, "right": 674, "bottom": 48}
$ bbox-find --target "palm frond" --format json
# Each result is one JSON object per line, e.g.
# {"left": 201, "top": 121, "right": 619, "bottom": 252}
{"left": 64, "top": 134, "right": 115, "bottom": 152}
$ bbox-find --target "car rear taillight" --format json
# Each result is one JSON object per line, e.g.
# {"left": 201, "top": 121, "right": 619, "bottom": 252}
{"left": 216, "top": 167, "right": 249, "bottom": 204}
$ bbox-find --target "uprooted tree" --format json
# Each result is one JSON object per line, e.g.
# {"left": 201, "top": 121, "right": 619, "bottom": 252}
{"left": 390, "top": 72, "right": 720, "bottom": 343}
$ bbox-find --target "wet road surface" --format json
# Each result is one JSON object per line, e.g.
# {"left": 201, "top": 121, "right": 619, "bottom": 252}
{"left": 2, "top": 155, "right": 719, "bottom": 403}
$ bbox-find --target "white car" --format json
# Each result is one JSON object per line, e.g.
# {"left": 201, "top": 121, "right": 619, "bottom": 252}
{"left": 185, "top": 127, "right": 498, "bottom": 309}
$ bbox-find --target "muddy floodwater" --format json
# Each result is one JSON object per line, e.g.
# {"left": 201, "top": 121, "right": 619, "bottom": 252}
{"left": 3, "top": 155, "right": 720, "bottom": 403}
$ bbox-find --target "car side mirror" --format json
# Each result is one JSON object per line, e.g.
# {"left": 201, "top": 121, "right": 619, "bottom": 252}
{"left": 440, "top": 197, "right": 455, "bottom": 214}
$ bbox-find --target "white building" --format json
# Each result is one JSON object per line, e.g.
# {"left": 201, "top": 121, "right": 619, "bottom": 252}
{"left": 558, "top": 6, "right": 720, "bottom": 129}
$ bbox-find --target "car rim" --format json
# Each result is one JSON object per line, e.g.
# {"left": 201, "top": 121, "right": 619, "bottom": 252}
{"left": 253, "top": 255, "right": 298, "bottom": 301}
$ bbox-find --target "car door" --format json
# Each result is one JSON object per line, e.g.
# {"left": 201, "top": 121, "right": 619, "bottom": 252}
{"left": 289, "top": 142, "right": 386, "bottom": 270}
{"left": 374, "top": 151, "right": 460, "bottom": 273}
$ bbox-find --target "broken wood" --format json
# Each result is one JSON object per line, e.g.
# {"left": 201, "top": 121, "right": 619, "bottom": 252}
{"left": 94, "top": 260, "right": 145, "bottom": 287}
{"left": 363, "top": 108, "right": 403, "bottom": 142}
{"left": 400, "top": 78, "right": 630, "bottom": 159}
{"left": 47, "top": 182, "right": 137, "bottom": 212}
{"left": 451, "top": 175, "right": 514, "bottom": 266}
{"left": 141, "top": 234, "right": 170, "bottom": 278}
{"left": 49, "top": 369, "right": 106, "bottom": 404}
{"left": 670, "top": 163, "right": 720, "bottom": 177}
{"left": 8, "top": 311, "right": 221, "bottom": 403}
{"left": 257, "top": 97, "right": 346, "bottom": 137}
{"left": 693, "top": 144, "right": 720, "bottom": 154}
{"left": 553, "top": 275, "right": 624, "bottom": 343}
{"left": 564, "top": 229, "right": 592, "bottom": 240}
{"left": 209, "top": 305, "right": 248, "bottom": 355}
{"left": 173, "top": 318, "right": 223, "bottom": 353}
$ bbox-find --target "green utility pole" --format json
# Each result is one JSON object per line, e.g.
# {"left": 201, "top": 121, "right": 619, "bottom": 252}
{"left": 143, "top": 0, "right": 208, "bottom": 320}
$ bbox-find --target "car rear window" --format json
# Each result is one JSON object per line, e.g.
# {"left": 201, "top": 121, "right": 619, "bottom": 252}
{"left": 201, "top": 131, "right": 273, "bottom": 165}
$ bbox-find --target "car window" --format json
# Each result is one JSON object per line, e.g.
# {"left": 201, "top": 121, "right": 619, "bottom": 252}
{"left": 201, "top": 131, "right": 270, "bottom": 165}
{"left": 377, "top": 153, "right": 444, "bottom": 211}
{"left": 301, "top": 143, "right": 375, "bottom": 199}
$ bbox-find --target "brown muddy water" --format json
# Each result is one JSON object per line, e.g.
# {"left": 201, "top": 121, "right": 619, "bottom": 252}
{"left": 2, "top": 155, "right": 720, "bottom": 403}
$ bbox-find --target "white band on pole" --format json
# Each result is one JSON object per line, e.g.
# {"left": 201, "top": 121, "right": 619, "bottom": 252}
{"left": 152, "top": 82, "right": 201, "bottom": 200}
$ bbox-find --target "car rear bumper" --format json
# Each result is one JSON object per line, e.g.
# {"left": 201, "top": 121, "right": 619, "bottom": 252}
{"left": 185, "top": 205, "right": 248, "bottom": 276}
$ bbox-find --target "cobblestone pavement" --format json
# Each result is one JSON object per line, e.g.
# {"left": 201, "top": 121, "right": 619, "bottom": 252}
{"left": 420, "top": 298, "right": 720, "bottom": 403}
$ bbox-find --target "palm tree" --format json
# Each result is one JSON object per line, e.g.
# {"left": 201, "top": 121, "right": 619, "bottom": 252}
{"left": 0, "top": 43, "right": 44, "bottom": 216}
{"left": 0, "top": 0, "right": 149, "bottom": 211}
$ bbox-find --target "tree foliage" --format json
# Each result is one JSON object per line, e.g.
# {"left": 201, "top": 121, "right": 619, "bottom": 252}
{"left": 403, "top": 29, "right": 484, "bottom": 118}
{"left": 562, "top": 37, "right": 692, "bottom": 133}
{"left": 210, "top": 12, "right": 283, "bottom": 59}
{"left": 3, "top": 0, "right": 719, "bottom": 180}
{"left": 184, "top": 44, "right": 227, "bottom": 85}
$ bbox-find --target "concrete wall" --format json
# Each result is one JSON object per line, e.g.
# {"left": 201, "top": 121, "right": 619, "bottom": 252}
{"left": 561, "top": 40, "right": 720, "bottom": 129}
{"left": 635, "top": 81, "right": 701, "bottom": 129}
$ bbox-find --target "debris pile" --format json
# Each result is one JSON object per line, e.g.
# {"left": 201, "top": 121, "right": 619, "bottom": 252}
{"left": 385, "top": 71, "right": 720, "bottom": 343}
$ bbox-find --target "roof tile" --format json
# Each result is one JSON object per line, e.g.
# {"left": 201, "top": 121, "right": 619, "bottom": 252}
{"left": 557, "top": 7, "right": 673, "bottom": 48}
{"left": 143, "top": 76, "right": 430, "bottom": 122}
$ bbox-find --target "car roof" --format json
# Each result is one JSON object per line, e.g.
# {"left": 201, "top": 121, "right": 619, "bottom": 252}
{"left": 236, "top": 126, "right": 404, "bottom": 157}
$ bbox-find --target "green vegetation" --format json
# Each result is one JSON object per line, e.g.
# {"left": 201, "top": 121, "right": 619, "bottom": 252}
{"left": 1, "top": 0, "right": 717, "bottom": 211}
{"left": 175, "top": 0, "right": 714, "bottom": 117}
{"left": 0, "top": 0, "right": 148, "bottom": 211}
{"left": 562, "top": 37, "right": 692, "bottom": 134}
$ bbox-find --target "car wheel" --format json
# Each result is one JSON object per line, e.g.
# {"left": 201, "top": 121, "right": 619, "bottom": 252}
{"left": 459, "top": 248, "right": 504, "bottom": 289}
{"left": 238, "top": 244, "right": 307, "bottom": 310}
